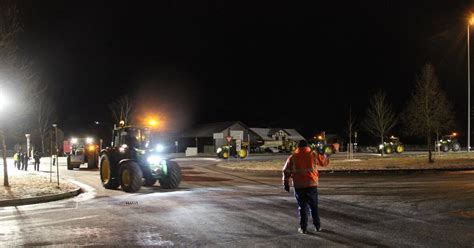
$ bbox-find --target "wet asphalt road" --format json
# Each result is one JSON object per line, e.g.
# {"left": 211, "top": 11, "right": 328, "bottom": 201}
{"left": 0, "top": 158, "right": 473, "bottom": 247}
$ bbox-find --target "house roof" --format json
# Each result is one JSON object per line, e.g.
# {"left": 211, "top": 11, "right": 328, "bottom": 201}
{"left": 285, "top": 129, "right": 306, "bottom": 141}
{"left": 250, "top": 128, "right": 305, "bottom": 141}
{"left": 249, "top": 128, "right": 274, "bottom": 141}
{"left": 180, "top": 121, "right": 247, "bottom": 138}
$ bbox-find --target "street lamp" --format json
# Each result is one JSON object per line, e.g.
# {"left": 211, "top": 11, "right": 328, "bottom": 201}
{"left": 468, "top": 15, "right": 474, "bottom": 152}
{"left": 52, "top": 123, "right": 59, "bottom": 186}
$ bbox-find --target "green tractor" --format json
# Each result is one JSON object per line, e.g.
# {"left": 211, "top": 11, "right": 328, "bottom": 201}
{"left": 309, "top": 141, "right": 334, "bottom": 156}
{"left": 216, "top": 141, "right": 249, "bottom": 159}
{"left": 437, "top": 133, "right": 461, "bottom": 152}
{"left": 378, "top": 136, "right": 405, "bottom": 154}
{"left": 99, "top": 125, "right": 181, "bottom": 193}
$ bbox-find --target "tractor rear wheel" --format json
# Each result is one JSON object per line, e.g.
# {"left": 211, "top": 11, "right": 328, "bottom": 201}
{"left": 323, "top": 145, "right": 333, "bottom": 155}
{"left": 452, "top": 142, "right": 461, "bottom": 152}
{"left": 119, "top": 161, "right": 143, "bottom": 193}
{"left": 87, "top": 153, "right": 98, "bottom": 169}
{"left": 67, "top": 156, "right": 73, "bottom": 170}
{"left": 441, "top": 145, "right": 449, "bottom": 152}
{"left": 100, "top": 153, "right": 120, "bottom": 189}
{"left": 143, "top": 177, "right": 157, "bottom": 186}
{"left": 238, "top": 149, "right": 248, "bottom": 158}
{"left": 159, "top": 161, "right": 182, "bottom": 189}
{"left": 395, "top": 145, "right": 405, "bottom": 153}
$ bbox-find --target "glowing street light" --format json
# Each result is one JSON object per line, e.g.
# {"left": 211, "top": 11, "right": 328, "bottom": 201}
{"left": 148, "top": 119, "right": 158, "bottom": 127}
{"left": 468, "top": 14, "right": 474, "bottom": 152}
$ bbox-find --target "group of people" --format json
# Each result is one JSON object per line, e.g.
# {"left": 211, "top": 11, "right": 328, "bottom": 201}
{"left": 13, "top": 151, "right": 42, "bottom": 171}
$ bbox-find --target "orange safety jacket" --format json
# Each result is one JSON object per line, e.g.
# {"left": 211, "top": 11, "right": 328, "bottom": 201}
{"left": 282, "top": 146, "right": 329, "bottom": 189}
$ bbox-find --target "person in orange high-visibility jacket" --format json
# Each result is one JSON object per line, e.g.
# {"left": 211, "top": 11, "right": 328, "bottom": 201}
{"left": 282, "top": 139, "right": 329, "bottom": 234}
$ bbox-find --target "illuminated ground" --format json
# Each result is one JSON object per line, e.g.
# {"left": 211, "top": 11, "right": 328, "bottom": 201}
{"left": 0, "top": 158, "right": 473, "bottom": 246}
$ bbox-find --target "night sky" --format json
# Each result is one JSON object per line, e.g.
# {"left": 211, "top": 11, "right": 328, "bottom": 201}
{"left": 15, "top": 1, "right": 474, "bottom": 141}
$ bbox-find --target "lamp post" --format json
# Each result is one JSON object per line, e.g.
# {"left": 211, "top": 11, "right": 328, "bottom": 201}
{"left": 468, "top": 16, "right": 474, "bottom": 151}
{"left": 0, "top": 90, "right": 10, "bottom": 186}
{"left": 52, "top": 123, "right": 59, "bottom": 187}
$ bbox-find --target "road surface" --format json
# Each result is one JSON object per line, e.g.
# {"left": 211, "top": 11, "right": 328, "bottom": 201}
{"left": 0, "top": 157, "right": 473, "bottom": 247}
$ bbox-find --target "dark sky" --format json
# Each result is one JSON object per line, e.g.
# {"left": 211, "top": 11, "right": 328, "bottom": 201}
{"left": 16, "top": 0, "right": 474, "bottom": 140}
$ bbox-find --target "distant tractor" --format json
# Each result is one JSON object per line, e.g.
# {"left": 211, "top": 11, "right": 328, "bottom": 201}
{"left": 309, "top": 134, "right": 335, "bottom": 155}
{"left": 65, "top": 137, "right": 99, "bottom": 170}
{"left": 216, "top": 141, "right": 249, "bottom": 159}
{"left": 438, "top": 133, "right": 461, "bottom": 152}
{"left": 378, "top": 136, "right": 405, "bottom": 154}
{"left": 99, "top": 125, "right": 181, "bottom": 193}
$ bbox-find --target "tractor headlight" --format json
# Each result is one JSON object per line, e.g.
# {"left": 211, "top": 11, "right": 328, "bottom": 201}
{"left": 71, "top": 138, "right": 78, "bottom": 144}
{"left": 119, "top": 144, "right": 128, "bottom": 153}
{"left": 216, "top": 147, "right": 222, "bottom": 153}
{"left": 147, "top": 155, "right": 163, "bottom": 165}
{"left": 155, "top": 144, "right": 165, "bottom": 152}
{"left": 378, "top": 144, "right": 384, "bottom": 149}
{"left": 86, "top": 137, "right": 93, "bottom": 144}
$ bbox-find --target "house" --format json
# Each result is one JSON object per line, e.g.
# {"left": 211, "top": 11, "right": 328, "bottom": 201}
{"left": 250, "top": 128, "right": 305, "bottom": 151}
{"left": 178, "top": 121, "right": 260, "bottom": 153}
{"left": 179, "top": 121, "right": 306, "bottom": 154}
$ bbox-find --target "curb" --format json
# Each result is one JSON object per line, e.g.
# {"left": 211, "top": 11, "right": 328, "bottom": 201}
{"left": 0, "top": 187, "right": 82, "bottom": 207}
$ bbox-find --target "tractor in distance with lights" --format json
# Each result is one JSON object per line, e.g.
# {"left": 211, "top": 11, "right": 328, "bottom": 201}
{"left": 99, "top": 124, "right": 181, "bottom": 193}
{"left": 437, "top": 132, "right": 461, "bottom": 152}
{"left": 378, "top": 135, "right": 405, "bottom": 154}
{"left": 65, "top": 137, "right": 99, "bottom": 170}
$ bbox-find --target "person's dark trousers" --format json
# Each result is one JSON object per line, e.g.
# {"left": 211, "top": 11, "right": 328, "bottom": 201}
{"left": 294, "top": 187, "right": 320, "bottom": 231}
{"left": 16, "top": 161, "right": 20, "bottom": 170}
{"left": 21, "top": 160, "right": 25, "bottom": 170}
{"left": 23, "top": 160, "right": 28, "bottom": 171}
{"left": 34, "top": 162, "right": 40, "bottom": 171}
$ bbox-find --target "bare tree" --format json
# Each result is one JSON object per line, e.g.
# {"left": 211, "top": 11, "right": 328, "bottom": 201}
{"left": 35, "top": 97, "right": 55, "bottom": 153}
{"left": 0, "top": 0, "right": 23, "bottom": 187}
{"left": 363, "top": 91, "right": 397, "bottom": 156}
{"left": 108, "top": 95, "right": 133, "bottom": 125}
{"left": 402, "top": 63, "right": 454, "bottom": 163}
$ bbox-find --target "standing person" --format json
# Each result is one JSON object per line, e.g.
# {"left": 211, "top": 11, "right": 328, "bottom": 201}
{"left": 282, "top": 140, "right": 329, "bottom": 234}
{"left": 13, "top": 151, "right": 19, "bottom": 169}
{"left": 23, "top": 152, "right": 29, "bottom": 171}
{"left": 20, "top": 152, "right": 25, "bottom": 170}
{"left": 34, "top": 151, "right": 42, "bottom": 171}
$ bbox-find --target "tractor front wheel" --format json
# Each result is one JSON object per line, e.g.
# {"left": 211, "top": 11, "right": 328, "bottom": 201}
{"left": 385, "top": 146, "right": 393, "bottom": 154}
{"left": 100, "top": 153, "right": 120, "bottom": 189}
{"left": 159, "top": 161, "right": 182, "bottom": 189}
{"left": 119, "top": 161, "right": 143, "bottom": 193}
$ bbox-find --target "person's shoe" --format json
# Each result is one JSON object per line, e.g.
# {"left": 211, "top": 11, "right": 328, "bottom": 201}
{"left": 298, "top": 227, "right": 307, "bottom": 234}
{"left": 314, "top": 226, "right": 323, "bottom": 232}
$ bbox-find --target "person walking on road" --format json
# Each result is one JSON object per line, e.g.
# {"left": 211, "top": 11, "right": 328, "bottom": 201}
{"left": 33, "top": 151, "right": 42, "bottom": 171}
{"left": 282, "top": 139, "right": 329, "bottom": 234}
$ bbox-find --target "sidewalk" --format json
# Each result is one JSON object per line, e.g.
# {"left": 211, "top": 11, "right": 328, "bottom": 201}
{"left": 0, "top": 157, "right": 81, "bottom": 207}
